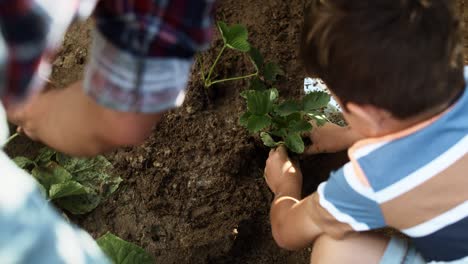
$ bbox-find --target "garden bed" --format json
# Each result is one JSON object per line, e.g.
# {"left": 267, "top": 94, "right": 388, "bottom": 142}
{"left": 6, "top": 0, "right": 468, "bottom": 263}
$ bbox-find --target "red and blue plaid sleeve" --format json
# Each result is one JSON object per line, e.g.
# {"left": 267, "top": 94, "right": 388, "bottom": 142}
{"left": 0, "top": 0, "right": 215, "bottom": 113}
{"left": 84, "top": 0, "right": 216, "bottom": 113}
{"left": 0, "top": 0, "right": 95, "bottom": 108}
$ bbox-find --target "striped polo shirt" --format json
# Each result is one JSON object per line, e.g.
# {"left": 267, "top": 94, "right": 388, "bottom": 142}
{"left": 308, "top": 76, "right": 468, "bottom": 262}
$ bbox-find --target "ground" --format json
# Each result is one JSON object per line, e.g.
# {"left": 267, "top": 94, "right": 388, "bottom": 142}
{"left": 6, "top": 0, "right": 468, "bottom": 263}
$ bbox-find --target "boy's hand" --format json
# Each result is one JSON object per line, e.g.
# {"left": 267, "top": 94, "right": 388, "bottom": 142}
{"left": 264, "top": 146, "right": 302, "bottom": 197}
{"left": 305, "top": 122, "right": 363, "bottom": 154}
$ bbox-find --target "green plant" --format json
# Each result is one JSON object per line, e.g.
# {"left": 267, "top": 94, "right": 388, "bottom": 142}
{"left": 13, "top": 147, "right": 122, "bottom": 214}
{"left": 97, "top": 232, "right": 154, "bottom": 264}
{"left": 239, "top": 88, "right": 330, "bottom": 153}
{"left": 247, "top": 47, "right": 284, "bottom": 90}
{"left": 199, "top": 21, "right": 283, "bottom": 88}
{"left": 200, "top": 21, "right": 254, "bottom": 88}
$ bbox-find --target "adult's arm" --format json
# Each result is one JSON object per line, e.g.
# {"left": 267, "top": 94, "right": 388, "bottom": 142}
{"left": 8, "top": 81, "right": 162, "bottom": 156}
{"left": 5, "top": 0, "right": 216, "bottom": 156}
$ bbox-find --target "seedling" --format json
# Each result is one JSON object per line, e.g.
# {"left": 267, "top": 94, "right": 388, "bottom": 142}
{"left": 97, "top": 232, "right": 155, "bottom": 264}
{"left": 199, "top": 21, "right": 284, "bottom": 88}
{"left": 240, "top": 89, "right": 330, "bottom": 153}
{"left": 247, "top": 47, "right": 284, "bottom": 90}
{"left": 13, "top": 147, "right": 122, "bottom": 214}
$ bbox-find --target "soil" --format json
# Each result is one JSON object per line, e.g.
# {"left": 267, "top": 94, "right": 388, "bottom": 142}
{"left": 6, "top": 1, "right": 468, "bottom": 264}
{"left": 49, "top": 1, "right": 318, "bottom": 263}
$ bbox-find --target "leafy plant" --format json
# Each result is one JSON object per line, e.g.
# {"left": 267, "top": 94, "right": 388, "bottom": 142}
{"left": 14, "top": 147, "right": 122, "bottom": 214}
{"left": 199, "top": 21, "right": 283, "bottom": 88}
{"left": 240, "top": 89, "right": 330, "bottom": 153}
{"left": 247, "top": 47, "right": 284, "bottom": 90}
{"left": 97, "top": 232, "right": 154, "bottom": 264}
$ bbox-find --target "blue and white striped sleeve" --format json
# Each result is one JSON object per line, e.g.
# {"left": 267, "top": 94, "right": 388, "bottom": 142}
{"left": 311, "top": 162, "right": 386, "bottom": 237}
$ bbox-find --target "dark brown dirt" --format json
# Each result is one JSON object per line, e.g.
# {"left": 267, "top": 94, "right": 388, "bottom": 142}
{"left": 48, "top": 1, "right": 316, "bottom": 263}
{"left": 6, "top": 1, "right": 468, "bottom": 264}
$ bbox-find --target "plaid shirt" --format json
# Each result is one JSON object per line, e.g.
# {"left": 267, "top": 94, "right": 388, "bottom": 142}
{"left": 0, "top": 0, "right": 215, "bottom": 113}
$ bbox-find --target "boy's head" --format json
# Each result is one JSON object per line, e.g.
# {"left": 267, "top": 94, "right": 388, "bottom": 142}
{"left": 301, "top": 0, "right": 465, "bottom": 136}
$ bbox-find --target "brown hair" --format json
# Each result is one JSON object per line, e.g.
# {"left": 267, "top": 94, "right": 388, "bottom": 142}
{"left": 301, "top": 0, "right": 465, "bottom": 119}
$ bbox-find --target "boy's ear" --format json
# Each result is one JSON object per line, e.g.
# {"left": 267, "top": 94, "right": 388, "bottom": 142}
{"left": 346, "top": 102, "right": 392, "bottom": 136}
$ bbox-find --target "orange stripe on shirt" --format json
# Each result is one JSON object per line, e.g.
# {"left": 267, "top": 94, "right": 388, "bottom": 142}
{"left": 347, "top": 105, "right": 453, "bottom": 188}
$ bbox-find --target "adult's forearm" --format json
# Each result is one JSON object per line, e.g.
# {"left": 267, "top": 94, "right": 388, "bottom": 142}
{"left": 30, "top": 82, "right": 162, "bottom": 156}
{"left": 32, "top": 82, "right": 119, "bottom": 155}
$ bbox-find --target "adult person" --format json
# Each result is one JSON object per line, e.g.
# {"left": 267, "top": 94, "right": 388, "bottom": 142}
{"left": 4, "top": 0, "right": 215, "bottom": 156}
{"left": 0, "top": 0, "right": 215, "bottom": 262}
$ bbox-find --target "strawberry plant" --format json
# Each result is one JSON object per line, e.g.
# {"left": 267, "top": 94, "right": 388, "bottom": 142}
{"left": 97, "top": 232, "right": 154, "bottom": 264}
{"left": 199, "top": 21, "right": 284, "bottom": 88}
{"left": 247, "top": 47, "right": 284, "bottom": 91}
{"left": 240, "top": 89, "right": 330, "bottom": 153}
{"left": 13, "top": 146, "right": 122, "bottom": 214}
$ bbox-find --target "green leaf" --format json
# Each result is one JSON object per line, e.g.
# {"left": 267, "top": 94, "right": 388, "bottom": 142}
{"left": 239, "top": 112, "right": 251, "bottom": 127}
{"left": 249, "top": 77, "right": 267, "bottom": 91}
{"left": 303, "top": 92, "right": 331, "bottom": 112}
{"left": 249, "top": 47, "right": 264, "bottom": 71}
{"left": 240, "top": 90, "right": 249, "bottom": 99}
{"left": 55, "top": 194, "right": 102, "bottom": 215}
{"left": 289, "top": 120, "right": 313, "bottom": 133}
{"left": 56, "top": 154, "right": 121, "bottom": 197}
{"left": 35, "top": 148, "right": 56, "bottom": 165}
{"left": 57, "top": 154, "right": 111, "bottom": 176}
{"left": 13, "top": 156, "right": 35, "bottom": 170}
{"left": 217, "top": 21, "right": 250, "bottom": 52}
{"left": 32, "top": 162, "right": 73, "bottom": 189}
{"left": 53, "top": 152, "right": 122, "bottom": 214}
{"left": 97, "top": 233, "right": 155, "bottom": 264}
{"left": 247, "top": 115, "right": 271, "bottom": 133}
{"left": 263, "top": 62, "right": 284, "bottom": 82}
{"left": 49, "top": 181, "right": 88, "bottom": 200}
{"left": 275, "top": 100, "right": 303, "bottom": 116}
{"left": 285, "top": 112, "right": 303, "bottom": 123}
{"left": 260, "top": 132, "right": 278, "bottom": 148}
{"left": 269, "top": 88, "right": 279, "bottom": 102}
{"left": 246, "top": 90, "right": 273, "bottom": 115}
{"left": 285, "top": 133, "right": 305, "bottom": 154}
{"left": 308, "top": 112, "right": 329, "bottom": 126}
{"left": 270, "top": 129, "right": 287, "bottom": 138}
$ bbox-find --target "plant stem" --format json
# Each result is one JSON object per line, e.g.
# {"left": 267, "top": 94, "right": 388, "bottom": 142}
{"left": 205, "top": 45, "right": 227, "bottom": 87}
{"left": 208, "top": 72, "right": 258, "bottom": 87}
{"left": 5, "top": 132, "right": 19, "bottom": 146}
{"left": 198, "top": 55, "right": 206, "bottom": 83}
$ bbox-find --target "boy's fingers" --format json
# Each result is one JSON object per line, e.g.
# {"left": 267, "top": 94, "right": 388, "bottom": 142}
{"left": 304, "top": 145, "right": 318, "bottom": 155}
{"left": 269, "top": 145, "right": 287, "bottom": 156}
{"left": 309, "top": 120, "right": 319, "bottom": 129}
{"left": 275, "top": 145, "right": 288, "bottom": 156}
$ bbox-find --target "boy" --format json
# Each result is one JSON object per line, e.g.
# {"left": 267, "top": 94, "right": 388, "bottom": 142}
{"left": 264, "top": 0, "right": 468, "bottom": 263}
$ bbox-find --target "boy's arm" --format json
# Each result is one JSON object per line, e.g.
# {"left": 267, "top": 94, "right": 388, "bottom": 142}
{"left": 305, "top": 122, "right": 364, "bottom": 154}
{"left": 265, "top": 147, "right": 386, "bottom": 251}
{"left": 265, "top": 147, "right": 323, "bottom": 250}
{"left": 270, "top": 195, "right": 323, "bottom": 250}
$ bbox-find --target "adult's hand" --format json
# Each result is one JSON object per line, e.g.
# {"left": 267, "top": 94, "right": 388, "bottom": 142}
{"left": 7, "top": 81, "right": 162, "bottom": 156}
